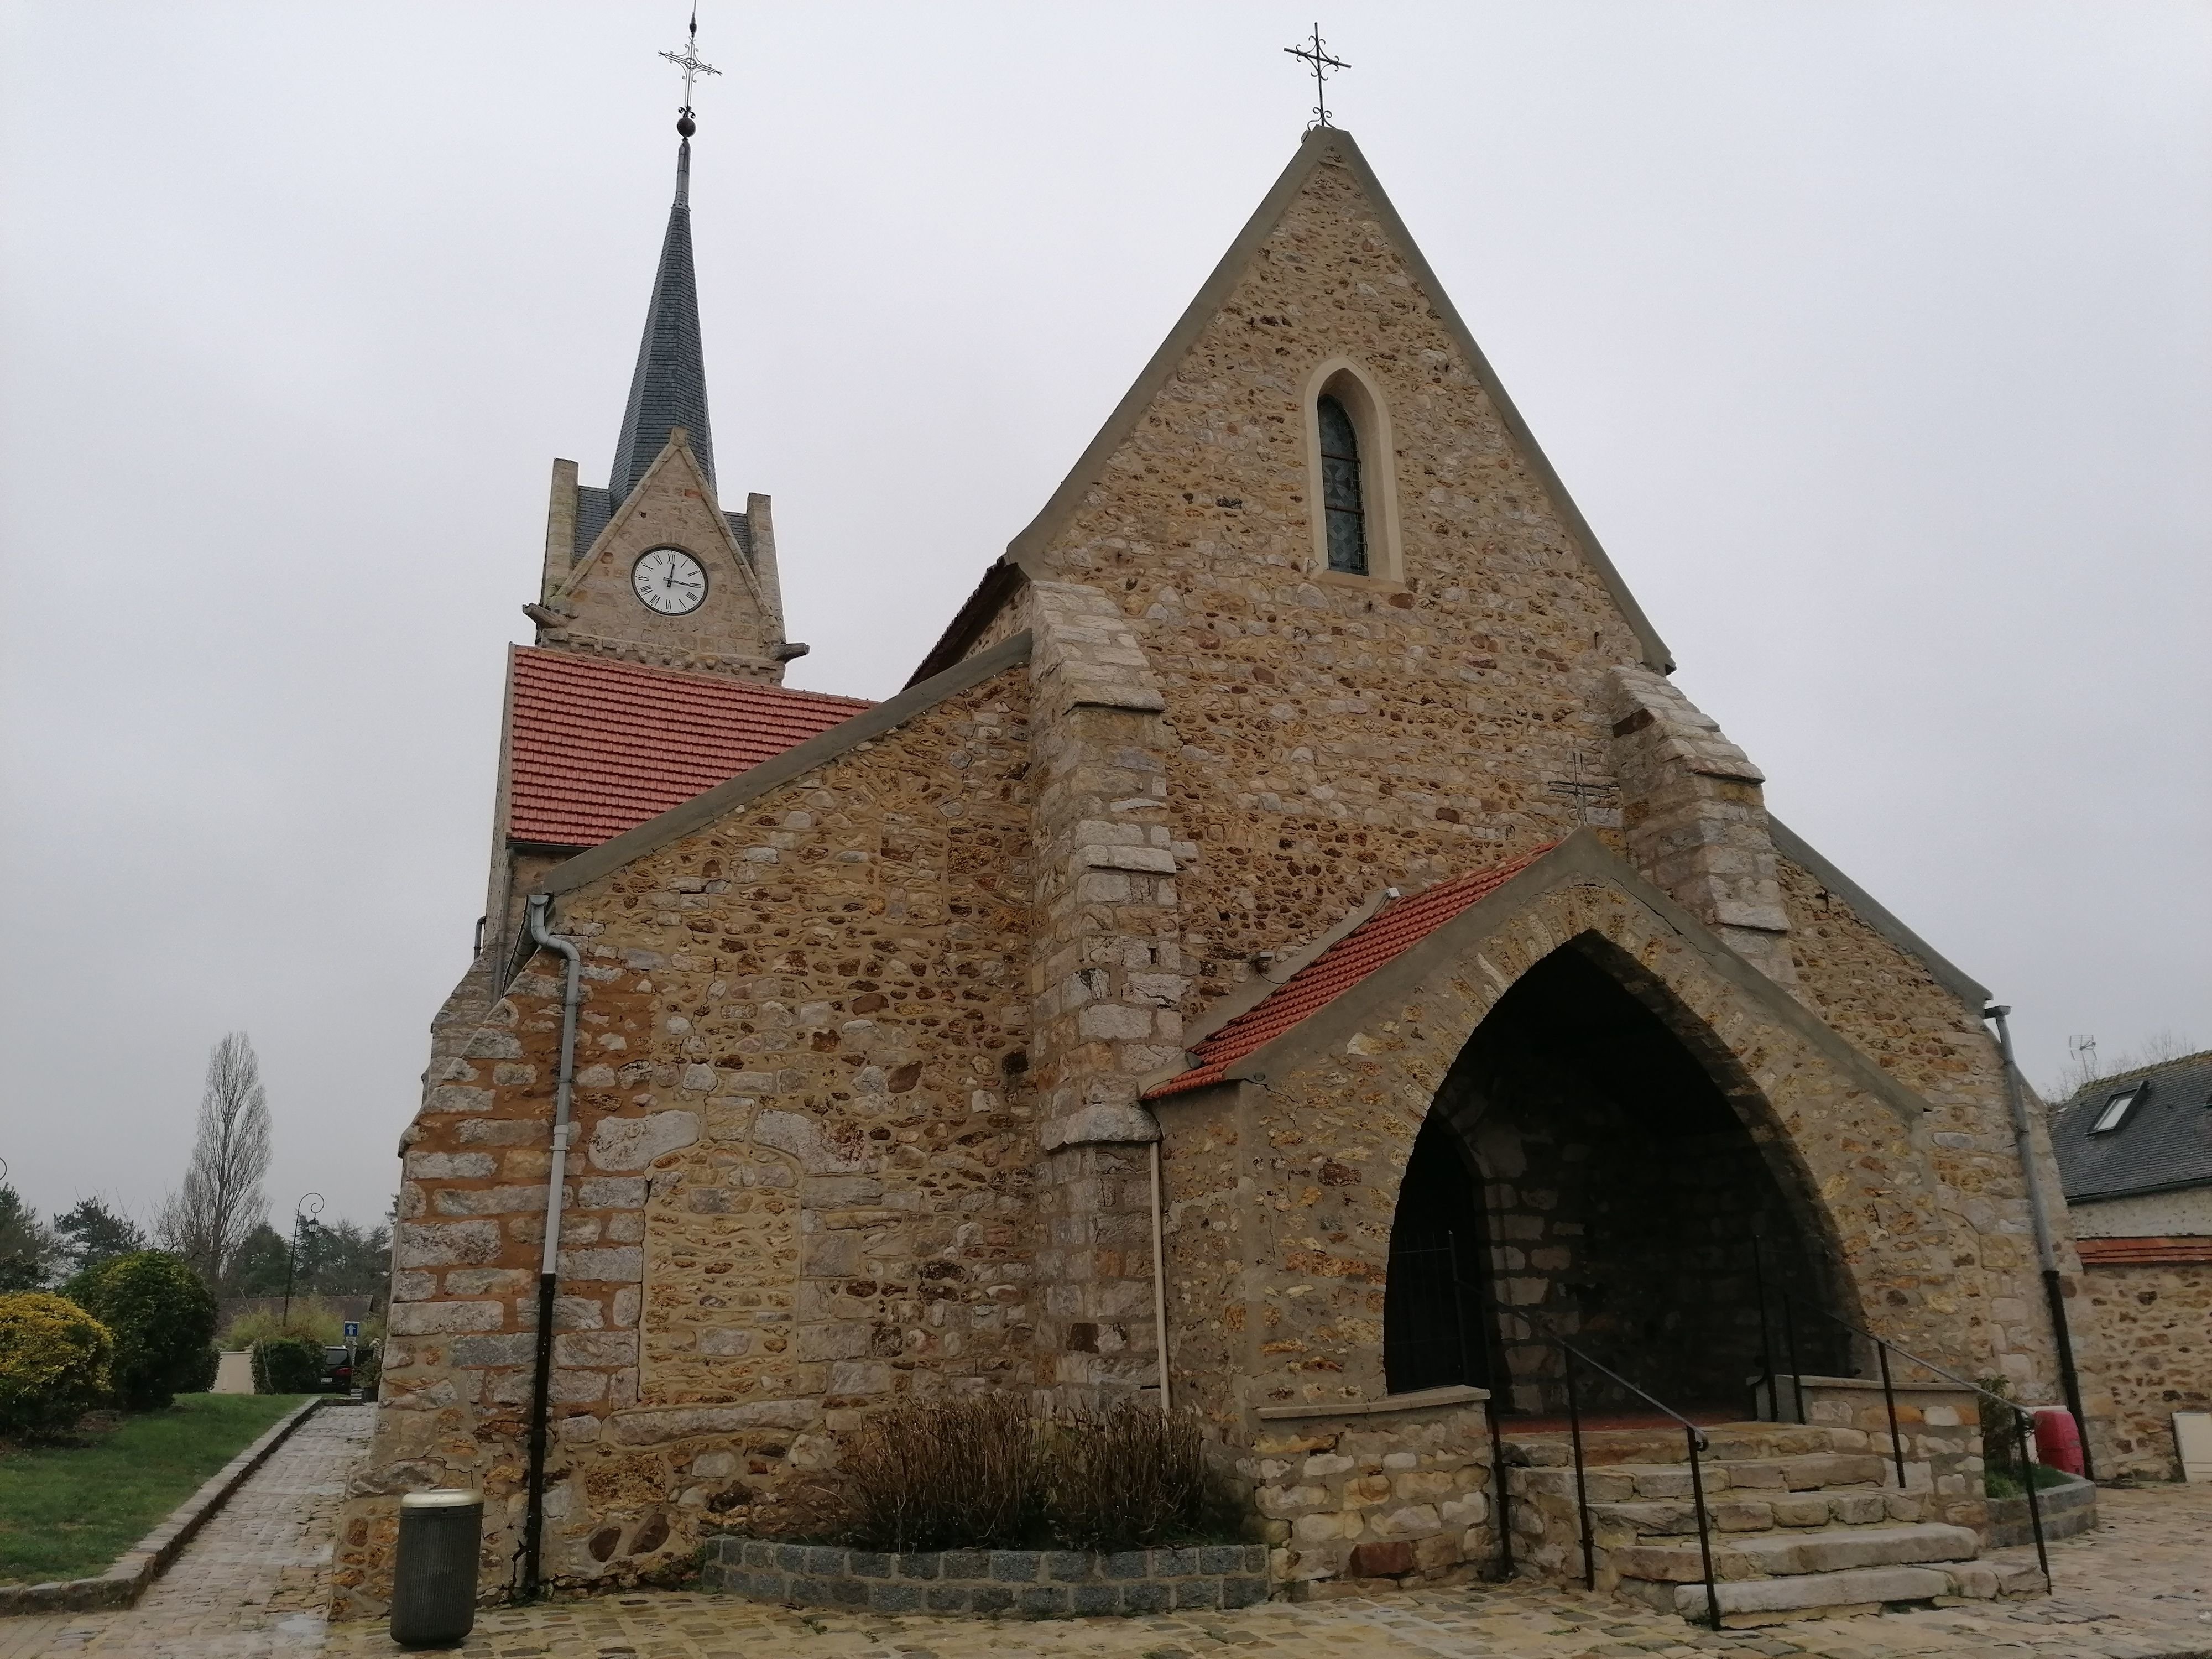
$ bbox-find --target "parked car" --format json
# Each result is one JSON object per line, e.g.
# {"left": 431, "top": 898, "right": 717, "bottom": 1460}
{"left": 321, "top": 1347, "right": 354, "bottom": 1391}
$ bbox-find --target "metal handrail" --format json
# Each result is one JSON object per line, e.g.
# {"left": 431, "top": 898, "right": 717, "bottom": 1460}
{"left": 1773, "top": 1292, "right": 2053, "bottom": 1588}
{"left": 1392, "top": 1242, "right": 1723, "bottom": 1623}
{"left": 1512, "top": 1308, "right": 1724, "bottom": 1630}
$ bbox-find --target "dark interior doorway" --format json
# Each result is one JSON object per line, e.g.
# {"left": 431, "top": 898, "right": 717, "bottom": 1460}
{"left": 1383, "top": 1115, "right": 1494, "bottom": 1393}
{"left": 1383, "top": 938, "right": 1846, "bottom": 1415}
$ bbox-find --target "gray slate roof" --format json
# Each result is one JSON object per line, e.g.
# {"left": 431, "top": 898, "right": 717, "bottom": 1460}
{"left": 608, "top": 139, "right": 714, "bottom": 508}
{"left": 2050, "top": 1048, "right": 2212, "bottom": 1203}
{"left": 573, "top": 486, "right": 613, "bottom": 561}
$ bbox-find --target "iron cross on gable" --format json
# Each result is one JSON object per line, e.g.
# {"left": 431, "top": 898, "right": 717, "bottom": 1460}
{"left": 1284, "top": 23, "right": 1349, "bottom": 129}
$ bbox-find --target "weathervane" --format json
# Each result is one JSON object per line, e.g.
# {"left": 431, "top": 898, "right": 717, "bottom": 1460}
{"left": 660, "top": 4, "right": 721, "bottom": 138}
{"left": 1284, "top": 23, "right": 1348, "bottom": 129}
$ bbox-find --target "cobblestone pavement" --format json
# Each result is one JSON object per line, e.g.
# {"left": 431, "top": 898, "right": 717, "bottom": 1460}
{"left": 312, "top": 1483, "right": 2210, "bottom": 1659}
{"left": 9, "top": 1416, "right": 2206, "bottom": 1659}
{"left": 1, "top": 1402, "right": 375, "bottom": 1659}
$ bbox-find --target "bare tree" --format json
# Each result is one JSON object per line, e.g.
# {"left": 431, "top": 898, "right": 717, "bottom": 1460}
{"left": 156, "top": 1032, "right": 273, "bottom": 1283}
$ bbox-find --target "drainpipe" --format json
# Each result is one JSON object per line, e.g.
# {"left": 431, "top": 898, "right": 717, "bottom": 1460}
{"left": 1149, "top": 1140, "right": 1172, "bottom": 1413}
{"left": 1983, "top": 1004, "right": 2094, "bottom": 1478}
{"left": 520, "top": 895, "right": 582, "bottom": 1593}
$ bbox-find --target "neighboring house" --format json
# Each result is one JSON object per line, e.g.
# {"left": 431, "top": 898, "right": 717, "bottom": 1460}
{"left": 2051, "top": 1050, "right": 2212, "bottom": 1479}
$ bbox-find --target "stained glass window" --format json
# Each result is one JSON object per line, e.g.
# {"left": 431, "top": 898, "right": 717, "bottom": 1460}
{"left": 1318, "top": 393, "right": 1367, "bottom": 574}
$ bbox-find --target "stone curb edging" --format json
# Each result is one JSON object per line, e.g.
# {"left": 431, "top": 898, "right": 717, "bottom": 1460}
{"left": 703, "top": 1537, "right": 1271, "bottom": 1618}
{"left": 1985, "top": 1471, "right": 2098, "bottom": 1551}
{"left": 0, "top": 1395, "right": 327, "bottom": 1617}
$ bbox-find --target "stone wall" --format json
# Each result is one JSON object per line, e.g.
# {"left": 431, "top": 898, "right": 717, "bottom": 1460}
{"left": 1239, "top": 1392, "right": 1495, "bottom": 1594}
{"left": 1157, "top": 867, "right": 1979, "bottom": 1427}
{"left": 332, "top": 661, "right": 1036, "bottom": 1618}
{"left": 958, "top": 127, "right": 2103, "bottom": 1441}
{"left": 1773, "top": 855, "right": 2107, "bottom": 1422}
{"left": 1012, "top": 139, "right": 1649, "bottom": 1024}
{"left": 2079, "top": 1257, "right": 2212, "bottom": 1479}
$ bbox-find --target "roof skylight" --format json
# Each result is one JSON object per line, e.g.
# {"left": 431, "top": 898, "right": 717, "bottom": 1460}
{"left": 2090, "top": 1086, "right": 2142, "bottom": 1133}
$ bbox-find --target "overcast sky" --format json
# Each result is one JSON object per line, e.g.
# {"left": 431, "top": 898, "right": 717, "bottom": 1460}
{"left": 2, "top": 3, "right": 2205, "bottom": 1235}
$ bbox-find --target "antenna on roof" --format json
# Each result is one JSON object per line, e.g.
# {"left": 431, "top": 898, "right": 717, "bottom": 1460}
{"left": 1284, "top": 23, "right": 1349, "bottom": 130}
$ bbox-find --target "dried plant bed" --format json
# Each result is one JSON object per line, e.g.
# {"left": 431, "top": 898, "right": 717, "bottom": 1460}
{"left": 703, "top": 1539, "right": 1271, "bottom": 1617}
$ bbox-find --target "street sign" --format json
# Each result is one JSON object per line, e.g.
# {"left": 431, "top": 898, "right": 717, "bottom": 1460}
{"left": 343, "top": 1321, "right": 361, "bottom": 1339}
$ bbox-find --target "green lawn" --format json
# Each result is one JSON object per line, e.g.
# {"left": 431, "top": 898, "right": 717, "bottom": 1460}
{"left": 0, "top": 1394, "right": 310, "bottom": 1585}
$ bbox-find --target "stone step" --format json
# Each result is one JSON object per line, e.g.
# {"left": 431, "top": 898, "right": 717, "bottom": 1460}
{"left": 1592, "top": 1488, "right": 1922, "bottom": 1537}
{"left": 1510, "top": 1451, "right": 1892, "bottom": 1502}
{"left": 1608, "top": 1521, "right": 1979, "bottom": 1585}
{"left": 1639, "top": 1560, "right": 2015, "bottom": 1626}
{"left": 1504, "top": 1422, "right": 1845, "bottom": 1468}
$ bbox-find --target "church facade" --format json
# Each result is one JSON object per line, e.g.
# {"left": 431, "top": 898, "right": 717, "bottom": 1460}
{"left": 332, "top": 124, "right": 2111, "bottom": 1616}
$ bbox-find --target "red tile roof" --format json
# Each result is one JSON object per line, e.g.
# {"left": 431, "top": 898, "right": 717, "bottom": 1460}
{"left": 2074, "top": 1236, "right": 2212, "bottom": 1267}
{"left": 1145, "top": 845, "right": 1555, "bottom": 1100}
{"left": 507, "top": 648, "right": 870, "bottom": 848}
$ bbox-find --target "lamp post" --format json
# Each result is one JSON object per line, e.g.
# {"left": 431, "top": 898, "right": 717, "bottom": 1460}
{"left": 282, "top": 1192, "right": 324, "bottom": 1325}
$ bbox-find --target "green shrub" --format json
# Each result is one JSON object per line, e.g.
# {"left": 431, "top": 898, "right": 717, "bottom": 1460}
{"left": 65, "top": 1251, "right": 218, "bottom": 1412}
{"left": 0, "top": 1292, "right": 113, "bottom": 1436}
{"left": 221, "top": 1297, "right": 341, "bottom": 1349}
{"left": 251, "top": 1337, "right": 322, "bottom": 1394}
{"left": 181, "top": 1342, "right": 220, "bottom": 1394}
{"left": 833, "top": 1396, "right": 1232, "bottom": 1553}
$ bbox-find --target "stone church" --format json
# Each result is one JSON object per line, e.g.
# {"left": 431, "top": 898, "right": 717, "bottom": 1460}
{"left": 334, "top": 118, "right": 2112, "bottom": 1620}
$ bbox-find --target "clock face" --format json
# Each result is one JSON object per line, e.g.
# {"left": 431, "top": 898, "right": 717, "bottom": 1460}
{"left": 632, "top": 546, "right": 707, "bottom": 615}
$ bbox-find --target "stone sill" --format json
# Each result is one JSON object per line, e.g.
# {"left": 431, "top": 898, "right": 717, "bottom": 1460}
{"left": 1256, "top": 1384, "right": 1488, "bottom": 1421}
{"left": 1765, "top": 1371, "right": 1985, "bottom": 1402}
{"left": 1313, "top": 569, "right": 1408, "bottom": 597}
{"left": 703, "top": 1538, "right": 1269, "bottom": 1618}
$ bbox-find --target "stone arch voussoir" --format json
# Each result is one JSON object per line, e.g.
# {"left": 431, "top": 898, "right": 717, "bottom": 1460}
{"left": 1231, "top": 864, "right": 1961, "bottom": 1413}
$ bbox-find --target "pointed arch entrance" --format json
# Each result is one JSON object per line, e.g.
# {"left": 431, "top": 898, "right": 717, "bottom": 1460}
{"left": 1384, "top": 935, "right": 1849, "bottom": 1415}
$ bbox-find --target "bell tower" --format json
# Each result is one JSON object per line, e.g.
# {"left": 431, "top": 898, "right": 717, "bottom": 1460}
{"left": 522, "top": 27, "right": 806, "bottom": 681}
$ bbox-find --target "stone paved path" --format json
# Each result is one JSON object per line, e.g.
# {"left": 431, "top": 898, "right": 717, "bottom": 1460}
{"left": 1, "top": 1402, "right": 375, "bottom": 1659}
{"left": 312, "top": 1483, "right": 2211, "bottom": 1659}
{"left": 10, "top": 1411, "right": 2207, "bottom": 1659}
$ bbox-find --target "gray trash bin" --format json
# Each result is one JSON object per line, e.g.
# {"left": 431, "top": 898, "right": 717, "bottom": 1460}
{"left": 389, "top": 1489, "right": 482, "bottom": 1647}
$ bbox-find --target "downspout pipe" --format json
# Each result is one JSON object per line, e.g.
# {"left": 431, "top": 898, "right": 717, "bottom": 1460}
{"left": 1983, "top": 1004, "right": 2094, "bottom": 1478}
{"left": 520, "top": 895, "right": 582, "bottom": 1594}
{"left": 1148, "top": 1139, "right": 1172, "bottom": 1413}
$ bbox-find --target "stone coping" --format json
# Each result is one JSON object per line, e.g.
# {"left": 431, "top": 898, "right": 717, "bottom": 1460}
{"left": 702, "top": 1538, "right": 1270, "bottom": 1618}
{"left": 1778, "top": 1372, "right": 1981, "bottom": 1394}
{"left": 1255, "top": 1384, "right": 1487, "bottom": 1421}
{"left": 1984, "top": 1471, "right": 2097, "bottom": 1550}
{"left": 0, "top": 1395, "right": 325, "bottom": 1616}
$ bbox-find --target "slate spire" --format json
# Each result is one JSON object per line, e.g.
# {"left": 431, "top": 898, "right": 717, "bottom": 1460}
{"left": 608, "top": 136, "right": 715, "bottom": 508}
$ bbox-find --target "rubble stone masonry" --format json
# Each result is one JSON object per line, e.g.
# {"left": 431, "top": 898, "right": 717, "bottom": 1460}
{"left": 332, "top": 662, "right": 1035, "bottom": 1618}
{"left": 2080, "top": 1256, "right": 2211, "bottom": 1479}
{"left": 347, "top": 126, "right": 2126, "bottom": 1614}
{"left": 1774, "top": 857, "right": 2109, "bottom": 1427}
{"left": 1009, "top": 142, "right": 1647, "bottom": 1011}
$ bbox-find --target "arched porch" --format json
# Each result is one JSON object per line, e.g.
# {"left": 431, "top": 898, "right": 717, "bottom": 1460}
{"left": 1384, "top": 936, "right": 1851, "bottom": 1417}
